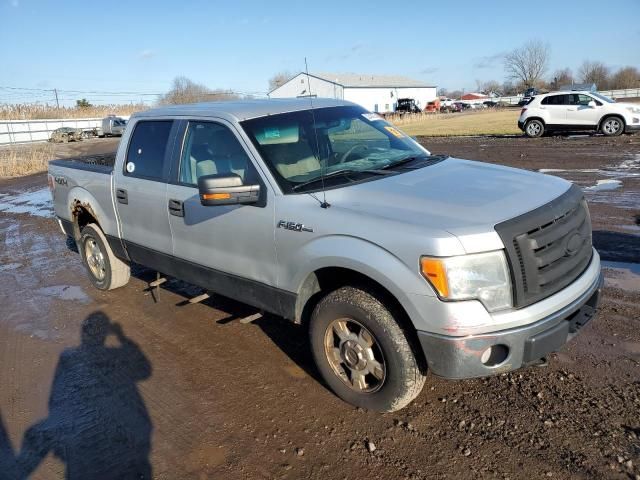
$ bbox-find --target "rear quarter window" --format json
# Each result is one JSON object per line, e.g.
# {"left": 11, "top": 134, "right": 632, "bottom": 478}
{"left": 125, "top": 120, "right": 173, "bottom": 181}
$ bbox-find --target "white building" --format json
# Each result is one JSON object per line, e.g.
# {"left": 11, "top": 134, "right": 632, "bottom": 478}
{"left": 269, "top": 72, "right": 437, "bottom": 113}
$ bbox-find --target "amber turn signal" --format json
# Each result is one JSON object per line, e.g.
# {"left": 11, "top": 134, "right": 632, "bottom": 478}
{"left": 420, "top": 257, "right": 449, "bottom": 298}
{"left": 202, "top": 192, "right": 231, "bottom": 200}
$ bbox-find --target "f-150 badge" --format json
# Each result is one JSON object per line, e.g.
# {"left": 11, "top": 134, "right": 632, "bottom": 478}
{"left": 277, "top": 220, "right": 313, "bottom": 233}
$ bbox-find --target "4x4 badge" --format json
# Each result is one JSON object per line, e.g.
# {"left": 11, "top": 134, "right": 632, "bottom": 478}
{"left": 277, "top": 220, "right": 313, "bottom": 233}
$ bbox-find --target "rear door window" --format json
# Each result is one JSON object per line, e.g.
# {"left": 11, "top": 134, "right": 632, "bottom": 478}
{"left": 125, "top": 120, "right": 174, "bottom": 181}
{"left": 541, "top": 95, "right": 566, "bottom": 105}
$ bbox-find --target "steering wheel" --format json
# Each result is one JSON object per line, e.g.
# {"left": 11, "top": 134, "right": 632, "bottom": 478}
{"left": 338, "top": 144, "right": 369, "bottom": 164}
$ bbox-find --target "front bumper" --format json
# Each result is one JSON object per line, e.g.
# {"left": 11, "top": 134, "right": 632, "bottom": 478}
{"left": 417, "top": 271, "right": 604, "bottom": 379}
{"left": 625, "top": 123, "right": 640, "bottom": 133}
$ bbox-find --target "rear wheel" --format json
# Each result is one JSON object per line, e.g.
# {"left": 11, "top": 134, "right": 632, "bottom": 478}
{"left": 80, "top": 223, "right": 130, "bottom": 290}
{"left": 309, "top": 286, "right": 426, "bottom": 412}
{"left": 601, "top": 116, "right": 624, "bottom": 136}
{"left": 524, "top": 119, "right": 544, "bottom": 138}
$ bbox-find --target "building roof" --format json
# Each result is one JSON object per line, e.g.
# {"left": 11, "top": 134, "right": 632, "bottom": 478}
{"left": 134, "top": 98, "right": 358, "bottom": 122}
{"left": 460, "top": 93, "right": 488, "bottom": 100}
{"left": 308, "top": 72, "right": 433, "bottom": 88}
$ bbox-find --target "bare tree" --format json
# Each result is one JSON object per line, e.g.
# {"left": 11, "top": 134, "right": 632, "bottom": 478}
{"left": 437, "top": 87, "right": 449, "bottom": 97}
{"left": 550, "top": 68, "right": 574, "bottom": 89}
{"left": 610, "top": 66, "right": 640, "bottom": 89}
{"left": 476, "top": 79, "right": 502, "bottom": 96}
{"left": 159, "top": 77, "right": 238, "bottom": 105}
{"left": 504, "top": 40, "right": 550, "bottom": 88}
{"left": 501, "top": 81, "right": 519, "bottom": 96}
{"left": 268, "top": 71, "right": 293, "bottom": 92}
{"left": 578, "top": 61, "right": 610, "bottom": 89}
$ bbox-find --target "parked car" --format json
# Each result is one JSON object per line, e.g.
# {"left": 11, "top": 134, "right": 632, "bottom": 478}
{"left": 425, "top": 99, "right": 441, "bottom": 113}
{"left": 49, "top": 127, "right": 83, "bottom": 143}
{"left": 518, "top": 90, "right": 640, "bottom": 137}
{"left": 395, "top": 98, "right": 421, "bottom": 114}
{"left": 98, "top": 116, "right": 127, "bottom": 137}
{"left": 483, "top": 101, "right": 499, "bottom": 108}
{"left": 454, "top": 102, "right": 471, "bottom": 111}
{"left": 49, "top": 98, "right": 603, "bottom": 412}
{"left": 440, "top": 98, "right": 455, "bottom": 108}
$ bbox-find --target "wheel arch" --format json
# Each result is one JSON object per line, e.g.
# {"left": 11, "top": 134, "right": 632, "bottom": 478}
{"left": 525, "top": 116, "right": 546, "bottom": 126}
{"left": 598, "top": 113, "right": 625, "bottom": 130}
{"left": 295, "top": 266, "right": 427, "bottom": 369}
{"left": 66, "top": 187, "right": 108, "bottom": 241}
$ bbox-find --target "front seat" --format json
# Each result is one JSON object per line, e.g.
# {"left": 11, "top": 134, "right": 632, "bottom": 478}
{"left": 263, "top": 140, "right": 321, "bottom": 179}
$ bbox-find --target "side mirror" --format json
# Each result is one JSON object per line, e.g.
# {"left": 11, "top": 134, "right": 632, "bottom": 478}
{"left": 198, "top": 174, "right": 260, "bottom": 206}
{"left": 588, "top": 100, "right": 597, "bottom": 108}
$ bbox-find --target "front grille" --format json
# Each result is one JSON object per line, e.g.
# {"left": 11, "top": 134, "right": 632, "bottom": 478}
{"left": 495, "top": 184, "right": 593, "bottom": 308}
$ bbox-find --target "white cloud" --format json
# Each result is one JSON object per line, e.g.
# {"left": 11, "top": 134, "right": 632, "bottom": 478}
{"left": 137, "top": 49, "right": 155, "bottom": 60}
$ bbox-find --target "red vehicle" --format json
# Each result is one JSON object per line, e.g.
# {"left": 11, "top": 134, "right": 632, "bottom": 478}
{"left": 425, "top": 99, "right": 441, "bottom": 113}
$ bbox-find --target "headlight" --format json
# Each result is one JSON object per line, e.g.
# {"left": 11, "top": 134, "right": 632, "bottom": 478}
{"left": 420, "top": 251, "right": 512, "bottom": 312}
{"left": 627, "top": 106, "right": 640, "bottom": 114}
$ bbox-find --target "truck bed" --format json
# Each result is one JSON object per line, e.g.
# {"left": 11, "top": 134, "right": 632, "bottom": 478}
{"left": 48, "top": 152, "right": 118, "bottom": 230}
{"left": 49, "top": 152, "right": 116, "bottom": 174}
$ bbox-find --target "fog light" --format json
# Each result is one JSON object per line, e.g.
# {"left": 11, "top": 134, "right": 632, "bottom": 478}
{"left": 480, "top": 344, "right": 509, "bottom": 366}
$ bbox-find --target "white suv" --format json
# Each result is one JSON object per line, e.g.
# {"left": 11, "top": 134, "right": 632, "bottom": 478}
{"left": 518, "top": 90, "right": 640, "bottom": 137}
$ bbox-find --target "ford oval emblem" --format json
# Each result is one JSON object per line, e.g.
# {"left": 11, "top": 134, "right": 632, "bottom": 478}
{"left": 564, "top": 231, "right": 583, "bottom": 256}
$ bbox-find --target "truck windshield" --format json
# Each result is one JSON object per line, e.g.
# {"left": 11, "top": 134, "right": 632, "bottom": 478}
{"left": 241, "top": 106, "right": 429, "bottom": 193}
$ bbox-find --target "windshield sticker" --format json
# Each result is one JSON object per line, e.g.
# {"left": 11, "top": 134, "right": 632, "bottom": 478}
{"left": 384, "top": 126, "right": 405, "bottom": 138}
{"left": 264, "top": 127, "right": 281, "bottom": 139}
{"left": 362, "top": 113, "right": 383, "bottom": 121}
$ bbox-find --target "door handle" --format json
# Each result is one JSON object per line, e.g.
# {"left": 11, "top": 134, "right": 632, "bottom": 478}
{"left": 168, "top": 199, "right": 184, "bottom": 217}
{"left": 116, "top": 188, "right": 128, "bottom": 204}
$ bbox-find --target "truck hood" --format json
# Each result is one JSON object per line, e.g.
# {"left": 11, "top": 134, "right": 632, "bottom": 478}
{"left": 330, "top": 157, "right": 572, "bottom": 253}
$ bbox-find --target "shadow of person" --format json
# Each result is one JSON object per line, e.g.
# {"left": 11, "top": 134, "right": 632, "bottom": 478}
{"left": 0, "top": 410, "right": 18, "bottom": 480}
{"left": 16, "top": 311, "right": 153, "bottom": 479}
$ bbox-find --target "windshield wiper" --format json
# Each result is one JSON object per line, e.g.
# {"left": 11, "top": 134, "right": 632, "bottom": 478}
{"left": 381, "top": 154, "right": 448, "bottom": 170}
{"left": 291, "top": 169, "right": 388, "bottom": 192}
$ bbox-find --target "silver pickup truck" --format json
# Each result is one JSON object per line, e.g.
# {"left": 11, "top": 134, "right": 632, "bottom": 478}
{"left": 48, "top": 99, "right": 603, "bottom": 412}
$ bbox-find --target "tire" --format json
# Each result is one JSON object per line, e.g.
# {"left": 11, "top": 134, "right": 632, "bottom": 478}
{"left": 600, "top": 116, "right": 624, "bottom": 136}
{"left": 80, "top": 223, "right": 130, "bottom": 290}
{"left": 524, "top": 119, "right": 544, "bottom": 138}
{"left": 309, "top": 286, "right": 426, "bottom": 412}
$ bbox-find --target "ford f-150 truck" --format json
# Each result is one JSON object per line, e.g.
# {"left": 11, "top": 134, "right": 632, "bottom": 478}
{"left": 48, "top": 99, "right": 603, "bottom": 412}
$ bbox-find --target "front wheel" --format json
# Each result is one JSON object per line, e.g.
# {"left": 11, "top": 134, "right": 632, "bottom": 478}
{"left": 309, "top": 286, "right": 426, "bottom": 412}
{"left": 524, "top": 119, "right": 544, "bottom": 138}
{"left": 601, "top": 116, "right": 624, "bottom": 136}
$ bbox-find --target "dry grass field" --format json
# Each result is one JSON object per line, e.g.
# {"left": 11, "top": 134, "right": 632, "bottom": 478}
{"left": 389, "top": 108, "right": 522, "bottom": 137}
{"left": 0, "top": 143, "right": 56, "bottom": 177}
{"left": 0, "top": 103, "right": 146, "bottom": 120}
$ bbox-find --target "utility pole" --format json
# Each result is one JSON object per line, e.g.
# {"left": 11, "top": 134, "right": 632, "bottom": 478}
{"left": 53, "top": 89, "right": 59, "bottom": 108}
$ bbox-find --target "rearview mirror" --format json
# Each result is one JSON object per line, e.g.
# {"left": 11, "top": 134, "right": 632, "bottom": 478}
{"left": 588, "top": 100, "right": 597, "bottom": 108}
{"left": 198, "top": 174, "right": 260, "bottom": 206}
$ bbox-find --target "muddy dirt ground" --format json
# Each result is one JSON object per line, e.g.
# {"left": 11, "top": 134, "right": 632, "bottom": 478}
{"left": 0, "top": 135, "right": 638, "bottom": 480}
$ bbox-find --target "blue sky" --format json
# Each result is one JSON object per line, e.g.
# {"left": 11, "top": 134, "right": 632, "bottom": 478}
{"left": 1, "top": 0, "right": 639, "bottom": 106}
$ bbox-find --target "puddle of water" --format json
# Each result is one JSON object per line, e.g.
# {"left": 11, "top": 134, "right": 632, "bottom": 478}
{"left": 602, "top": 261, "right": 640, "bottom": 292}
{"left": 617, "top": 224, "right": 640, "bottom": 234}
{"left": 584, "top": 179, "right": 623, "bottom": 191}
{"left": 0, "top": 262, "right": 21, "bottom": 272}
{"left": 0, "top": 188, "right": 53, "bottom": 217}
{"left": 36, "top": 285, "right": 89, "bottom": 302}
{"left": 539, "top": 154, "right": 640, "bottom": 178}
